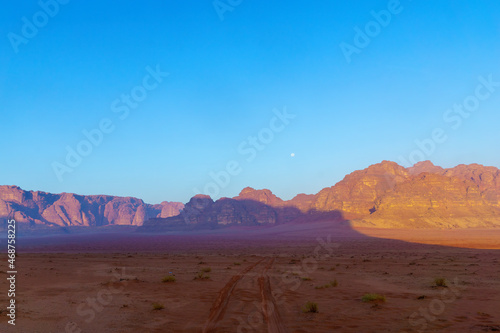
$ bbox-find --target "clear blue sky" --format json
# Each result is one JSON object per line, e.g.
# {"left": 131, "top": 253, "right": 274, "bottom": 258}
{"left": 1, "top": 1, "right": 499, "bottom": 204}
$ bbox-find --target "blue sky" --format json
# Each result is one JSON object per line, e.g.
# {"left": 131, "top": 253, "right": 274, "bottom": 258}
{"left": 1, "top": 1, "right": 499, "bottom": 204}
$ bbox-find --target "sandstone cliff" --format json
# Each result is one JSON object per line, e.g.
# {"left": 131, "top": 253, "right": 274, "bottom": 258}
{"left": 0, "top": 186, "right": 183, "bottom": 227}
{"left": 4, "top": 160, "right": 500, "bottom": 230}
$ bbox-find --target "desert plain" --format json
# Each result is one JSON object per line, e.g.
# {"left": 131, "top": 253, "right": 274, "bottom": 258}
{"left": 1, "top": 221, "right": 499, "bottom": 333}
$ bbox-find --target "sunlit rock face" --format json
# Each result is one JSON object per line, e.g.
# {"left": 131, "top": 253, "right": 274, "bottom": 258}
{"left": 4, "top": 160, "right": 500, "bottom": 230}
{"left": 312, "top": 161, "right": 409, "bottom": 218}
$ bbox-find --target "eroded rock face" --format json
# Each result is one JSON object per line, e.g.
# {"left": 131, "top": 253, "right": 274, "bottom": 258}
{"left": 442, "top": 164, "right": 500, "bottom": 207}
{"left": 0, "top": 186, "right": 183, "bottom": 227}
{"left": 287, "top": 193, "right": 316, "bottom": 212}
{"left": 4, "top": 160, "right": 500, "bottom": 230}
{"left": 356, "top": 162, "right": 500, "bottom": 228}
{"left": 235, "top": 187, "right": 285, "bottom": 207}
{"left": 312, "top": 161, "right": 409, "bottom": 217}
{"left": 142, "top": 194, "right": 279, "bottom": 231}
{"left": 373, "top": 173, "right": 487, "bottom": 214}
{"left": 408, "top": 160, "right": 444, "bottom": 175}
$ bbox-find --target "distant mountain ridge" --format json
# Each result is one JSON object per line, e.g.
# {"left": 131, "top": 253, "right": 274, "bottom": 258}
{"left": 2, "top": 160, "right": 500, "bottom": 230}
{"left": 0, "top": 185, "right": 183, "bottom": 227}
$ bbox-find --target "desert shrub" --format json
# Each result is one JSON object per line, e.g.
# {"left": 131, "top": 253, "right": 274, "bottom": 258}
{"left": 201, "top": 267, "right": 211, "bottom": 273}
{"left": 434, "top": 278, "right": 447, "bottom": 287}
{"left": 234, "top": 262, "right": 241, "bottom": 266}
{"left": 301, "top": 277, "right": 312, "bottom": 281}
{"left": 302, "top": 301, "right": 319, "bottom": 313}
{"left": 152, "top": 303, "right": 165, "bottom": 310}
{"left": 195, "top": 272, "right": 210, "bottom": 280}
{"left": 314, "top": 279, "right": 337, "bottom": 289}
{"left": 362, "top": 293, "right": 386, "bottom": 302}
{"left": 162, "top": 276, "right": 176, "bottom": 283}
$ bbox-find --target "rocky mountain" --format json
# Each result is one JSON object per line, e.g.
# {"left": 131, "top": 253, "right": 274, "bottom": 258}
{"left": 442, "top": 163, "right": 500, "bottom": 207}
{"left": 368, "top": 171, "right": 500, "bottom": 228}
{"left": 311, "top": 161, "right": 409, "bottom": 218}
{"left": 408, "top": 160, "right": 444, "bottom": 175}
{"left": 346, "top": 161, "right": 500, "bottom": 228}
{"left": 139, "top": 193, "right": 299, "bottom": 232}
{"left": 0, "top": 185, "right": 183, "bottom": 227}
{"left": 3, "top": 160, "right": 500, "bottom": 230}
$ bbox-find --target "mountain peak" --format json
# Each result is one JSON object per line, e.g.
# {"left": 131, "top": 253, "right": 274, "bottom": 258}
{"left": 408, "top": 160, "right": 443, "bottom": 175}
{"left": 239, "top": 187, "right": 256, "bottom": 195}
{"left": 234, "top": 187, "right": 283, "bottom": 206}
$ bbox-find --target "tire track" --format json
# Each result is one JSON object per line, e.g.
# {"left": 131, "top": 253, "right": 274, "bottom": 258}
{"left": 202, "top": 259, "right": 264, "bottom": 333}
{"left": 258, "top": 258, "right": 288, "bottom": 333}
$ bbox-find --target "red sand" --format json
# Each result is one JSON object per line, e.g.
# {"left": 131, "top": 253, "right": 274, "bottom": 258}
{"left": 0, "top": 222, "right": 499, "bottom": 332}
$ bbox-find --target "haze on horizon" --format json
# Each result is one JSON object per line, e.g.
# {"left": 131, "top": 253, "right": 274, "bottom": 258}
{"left": 1, "top": 1, "right": 499, "bottom": 204}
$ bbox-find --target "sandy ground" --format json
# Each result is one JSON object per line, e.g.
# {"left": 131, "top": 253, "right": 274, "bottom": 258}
{"left": 0, "top": 222, "right": 499, "bottom": 332}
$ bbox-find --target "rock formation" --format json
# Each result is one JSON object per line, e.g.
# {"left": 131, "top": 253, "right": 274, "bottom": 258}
{"left": 3, "top": 160, "right": 500, "bottom": 230}
{"left": 0, "top": 185, "right": 183, "bottom": 227}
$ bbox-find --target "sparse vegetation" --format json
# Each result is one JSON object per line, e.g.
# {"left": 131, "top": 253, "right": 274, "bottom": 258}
{"left": 162, "top": 276, "right": 176, "bottom": 283}
{"left": 302, "top": 301, "right": 319, "bottom": 313}
{"left": 201, "top": 267, "right": 212, "bottom": 273}
{"left": 233, "top": 262, "right": 241, "bottom": 266}
{"left": 314, "top": 279, "right": 338, "bottom": 289}
{"left": 195, "top": 272, "right": 210, "bottom": 280}
{"left": 434, "top": 278, "right": 447, "bottom": 287}
{"left": 314, "top": 284, "right": 329, "bottom": 289}
{"left": 301, "top": 277, "right": 312, "bottom": 281}
{"left": 152, "top": 303, "right": 165, "bottom": 310}
{"left": 362, "top": 293, "right": 386, "bottom": 303}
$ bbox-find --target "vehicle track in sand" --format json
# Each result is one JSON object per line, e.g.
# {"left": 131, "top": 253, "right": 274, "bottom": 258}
{"left": 202, "top": 259, "right": 265, "bottom": 333}
{"left": 258, "top": 258, "right": 287, "bottom": 333}
{"left": 202, "top": 257, "right": 287, "bottom": 333}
